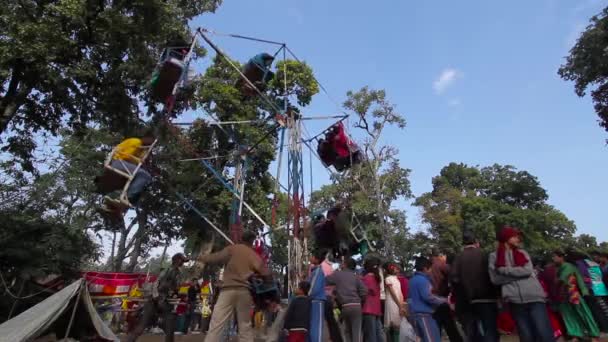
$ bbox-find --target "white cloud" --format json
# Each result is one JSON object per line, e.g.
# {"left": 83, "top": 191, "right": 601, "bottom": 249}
{"left": 433, "top": 68, "right": 463, "bottom": 94}
{"left": 448, "top": 98, "right": 461, "bottom": 107}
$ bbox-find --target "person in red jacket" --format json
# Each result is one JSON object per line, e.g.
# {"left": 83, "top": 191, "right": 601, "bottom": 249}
{"left": 361, "top": 258, "right": 384, "bottom": 342}
{"left": 397, "top": 266, "right": 409, "bottom": 304}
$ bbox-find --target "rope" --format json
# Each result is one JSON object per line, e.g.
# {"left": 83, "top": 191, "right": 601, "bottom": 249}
{"left": 300, "top": 127, "right": 338, "bottom": 179}
{"left": 0, "top": 272, "right": 53, "bottom": 299}
{"left": 64, "top": 280, "right": 83, "bottom": 340}
{"left": 302, "top": 115, "right": 349, "bottom": 143}
{"left": 196, "top": 29, "right": 285, "bottom": 120}
{"left": 178, "top": 155, "right": 231, "bottom": 162}
{"left": 173, "top": 120, "right": 262, "bottom": 126}
{"left": 285, "top": 46, "right": 348, "bottom": 117}
{"left": 199, "top": 28, "right": 285, "bottom": 46}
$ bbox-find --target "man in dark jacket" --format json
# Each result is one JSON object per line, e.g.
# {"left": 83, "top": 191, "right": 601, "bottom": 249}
{"left": 450, "top": 231, "right": 499, "bottom": 342}
{"left": 431, "top": 249, "right": 463, "bottom": 342}
{"left": 127, "top": 253, "right": 188, "bottom": 342}
{"left": 326, "top": 258, "right": 367, "bottom": 342}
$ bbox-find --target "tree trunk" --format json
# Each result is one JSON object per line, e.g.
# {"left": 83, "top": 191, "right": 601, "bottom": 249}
{"left": 112, "top": 216, "right": 139, "bottom": 271}
{"left": 0, "top": 63, "right": 28, "bottom": 134}
{"left": 107, "top": 231, "right": 116, "bottom": 270}
{"left": 126, "top": 232, "right": 143, "bottom": 272}
{"left": 113, "top": 226, "right": 129, "bottom": 272}
{"left": 126, "top": 211, "right": 149, "bottom": 272}
{"left": 192, "top": 235, "right": 215, "bottom": 277}
{"left": 159, "top": 242, "right": 169, "bottom": 270}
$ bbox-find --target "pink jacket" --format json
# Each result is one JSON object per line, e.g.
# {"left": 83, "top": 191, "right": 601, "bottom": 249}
{"left": 361, "top": 273, "right": 382, "bottom": 316}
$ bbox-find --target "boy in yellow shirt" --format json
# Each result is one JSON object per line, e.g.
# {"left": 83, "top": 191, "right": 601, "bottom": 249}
{"left": 105, "top": 134, "right": 155, "bottom": 209}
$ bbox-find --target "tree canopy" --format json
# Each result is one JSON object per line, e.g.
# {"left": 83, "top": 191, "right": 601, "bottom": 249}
{"left": 0, "top": 0, "right": 221, "bottom": 170}
{"left": 310, "top": 86, "right": 412, "bottom": 258}
{"left": 559, "top": 6, "right": 608, "bottom": 139}
{"left": 415, "top": 163, "right": 577, "bottom": 258}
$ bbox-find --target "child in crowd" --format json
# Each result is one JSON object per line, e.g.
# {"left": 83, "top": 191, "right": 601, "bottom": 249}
{"left": 284, "top": 281, "right": 312, "bottom": 342}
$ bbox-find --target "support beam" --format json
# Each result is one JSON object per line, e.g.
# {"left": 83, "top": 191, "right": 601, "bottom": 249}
{"left": 199, "top": 159, "right": 270, "bottom": 229}
{"left": 174, "top": 191, "right": 234, "bottom": 245}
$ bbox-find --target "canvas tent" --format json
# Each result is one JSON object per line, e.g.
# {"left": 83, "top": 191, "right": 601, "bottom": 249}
{"left": 0, "top": 279, "right": 119, "bottom": 342}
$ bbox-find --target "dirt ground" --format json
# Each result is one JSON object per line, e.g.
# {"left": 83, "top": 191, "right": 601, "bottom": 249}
{"left": 119, "top": 334, "right": 608, "bottom": 342}
{"left": 118, "top": 333, "right": 528, "bottom": 342}
{"left": 118, "top": 333, "right": 265, "bottom": 342}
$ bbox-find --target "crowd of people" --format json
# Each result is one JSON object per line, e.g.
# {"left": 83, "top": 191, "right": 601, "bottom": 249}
{"left": 276, "top": 225, "right": 608, "bottom": 342}
{"left": 122, "top": 225, "right": 608, "bottom": 342}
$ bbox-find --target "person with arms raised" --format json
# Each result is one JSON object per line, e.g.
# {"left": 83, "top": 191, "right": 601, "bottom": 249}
{"left": 198, "top": 231, "right": 269, "bottom": 342}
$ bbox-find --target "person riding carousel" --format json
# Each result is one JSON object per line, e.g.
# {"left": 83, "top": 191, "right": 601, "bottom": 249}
{"left": 150, "top": 36, "right": 192, "bottom": 103}
{"left": 317, "top": 122, "right": 362, "bottom": 172}
{"left": 236, "top": 52, "right": 275, "bottom": 96}
{"left": 100, "top": 132, "right": 156, "bottom": 214}
{"left": 313, "top": 206, "right": 358, "bottom": 258}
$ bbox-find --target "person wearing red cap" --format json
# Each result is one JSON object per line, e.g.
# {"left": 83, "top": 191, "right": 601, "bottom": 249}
{"left": 127, "top": 252, "right": 188, "bottom": 342}
{"left": 488, "top": 226, "right": 554, "bottom": 342}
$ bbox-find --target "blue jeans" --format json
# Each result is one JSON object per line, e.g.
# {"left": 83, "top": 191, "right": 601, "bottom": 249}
{"left": 110, "top": 160, "right": 152, "bottom": 204}
{"left": 362, "top": 314, "right": 383, "bottom": 342}
{"left": 510, "top": 302, "right": 555, "bottom": 342}
{"left": 309, "top": 300, "right": 325, "bottom": 342}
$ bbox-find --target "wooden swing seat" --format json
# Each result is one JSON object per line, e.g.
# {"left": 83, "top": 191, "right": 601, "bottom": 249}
{"left": 151, "top": 58, "right": 185, "bottom": 101}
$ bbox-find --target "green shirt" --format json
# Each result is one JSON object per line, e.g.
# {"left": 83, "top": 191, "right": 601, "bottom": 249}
{"left": 153, "top": 266, "right": 181, "bottom": 299}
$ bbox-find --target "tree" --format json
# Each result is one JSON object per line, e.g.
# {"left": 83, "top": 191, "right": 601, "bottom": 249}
{"left": 0, "top": 198, "right": 99, "bottom": 322}
{"left": 310, "top": 87, "right": 412, "bottom": 257}
{"left": 574, "top": 234, "right": 599, "bottom": 254}
{"left": 0, "top": 50, "right": 319, "bottom": 278}
{"left": 0, "top": 0, "right": 221, "bottom": 170}
{"left": 167, "top": 55, "right": 319, "bottom": 274}
{"left": 393, "top": 231, "right": 434, "bottom": 272}
{"left": 415, "top": 163, "right": 577, "bottom": 258}
{"left": 558, "top": 7, "right": 608, "bottom": 138}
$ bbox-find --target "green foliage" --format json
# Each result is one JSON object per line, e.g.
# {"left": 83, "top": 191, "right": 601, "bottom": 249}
{"left": 0, "top": 209, "right": 99, "bottom": 279}
{"left": 573, "top": 234, "right": 599, "bottom": 253}
{"left": 0, "top": 0, "right": 221, "bottom": 168}
{"left": 178, "top": 55, "right": 319, "bottom": 258}
{"left": 558, "top": 6, "right": 608, "bottom": 137}
{"left": 393, "top": 231, "right": 434, "bottom": 272}
{"left": 310, "top": 87, "right": 411, "bottom": 257}
{"left": 270, "top": 60, "right": 319, "bottom": 106}
{"left": 415, "top": 163, "right": 577, "bottom": 258}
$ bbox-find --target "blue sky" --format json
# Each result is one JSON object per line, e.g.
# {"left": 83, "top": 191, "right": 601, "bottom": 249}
{"left": 187, "top": 0, "right": 608, "bottom": 241}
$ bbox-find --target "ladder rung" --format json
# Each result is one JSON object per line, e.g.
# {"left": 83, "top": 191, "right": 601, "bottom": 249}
{"left": 104, "top": 166, "right": 133, "bottom": 179}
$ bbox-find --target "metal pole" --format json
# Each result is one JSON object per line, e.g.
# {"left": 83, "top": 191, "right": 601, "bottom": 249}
{"left": 199, "top": 28, "right": 286, "bottom": 46}
{"left": 199, "top": 159, "right": 270, "bottom": 228}
{"left": 301, "top": 115, "right": 349, "bottom": 121}
{"left": 174, "top": 192, "right": 234, "bottom": 245}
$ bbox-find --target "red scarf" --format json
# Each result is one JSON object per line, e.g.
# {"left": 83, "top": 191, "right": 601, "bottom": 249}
{"left": 495, "top": 226, "right": 528, "bottom": 267}
{"left": 495, "top": 243, "right": 528, "bottom": 267}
